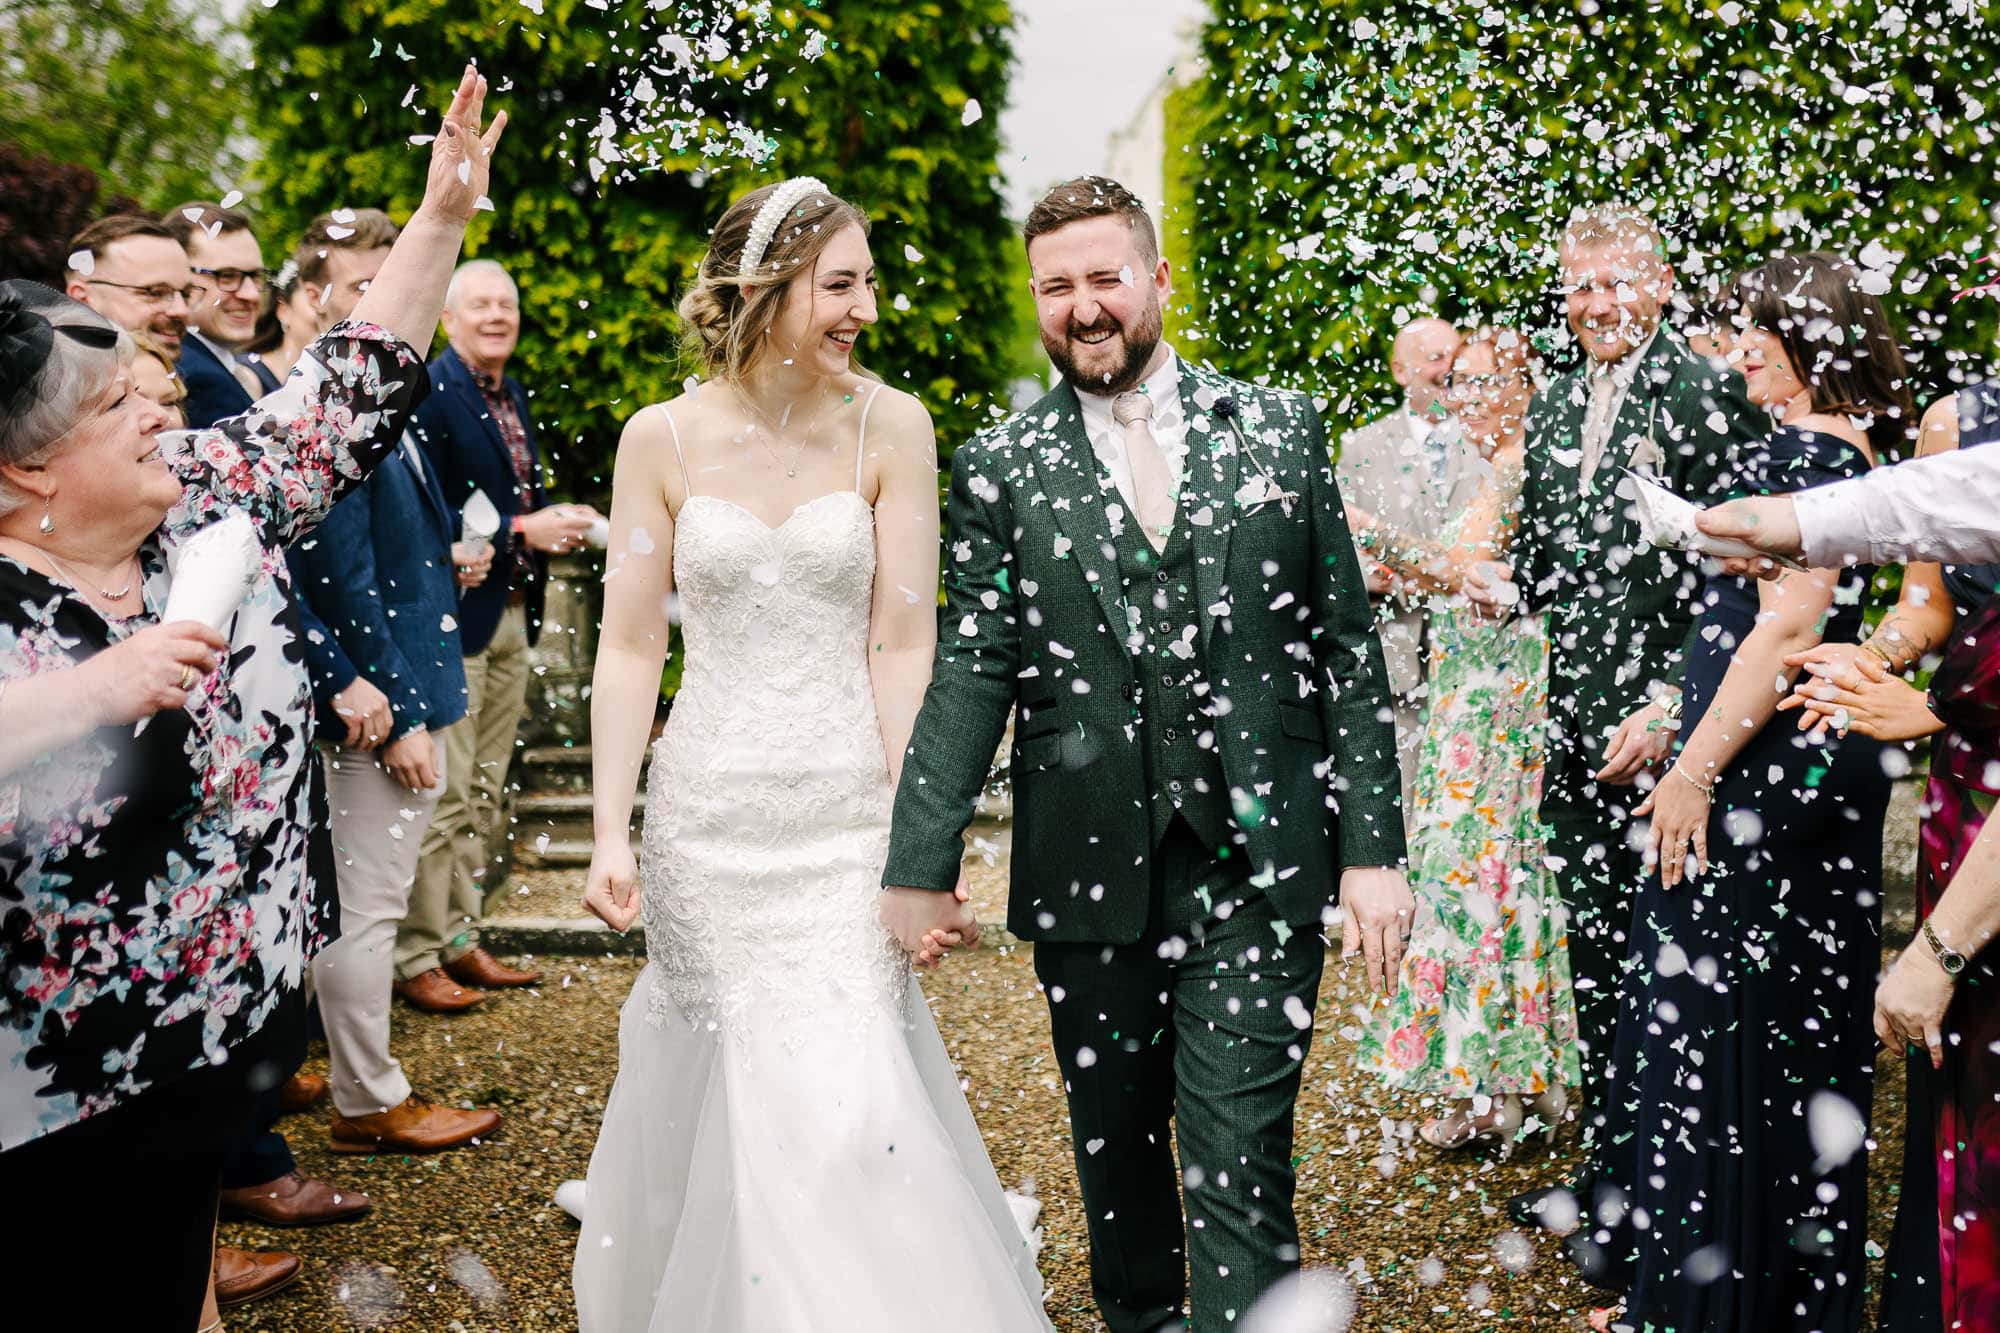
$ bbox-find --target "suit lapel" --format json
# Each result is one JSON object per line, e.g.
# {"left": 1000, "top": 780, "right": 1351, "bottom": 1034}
{"left": 1028, "top": 382, "right": 1131, "bottom": 641}
{"left": 446, "top": 349, "right": 509, "bottom": 461}
{"left": 400, "top": 436, "right": 456, "bottom": 542}
{"left": 1177, "top": 363, "right": 1243, "bottom": 652}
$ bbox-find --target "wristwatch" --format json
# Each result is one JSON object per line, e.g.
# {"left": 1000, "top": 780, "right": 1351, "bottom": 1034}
{"left": 1922, "top": 919, "right": 1968, "bottom": 977}
{"left": 1653, "top": 689, "right": 1684, "bottom": 724}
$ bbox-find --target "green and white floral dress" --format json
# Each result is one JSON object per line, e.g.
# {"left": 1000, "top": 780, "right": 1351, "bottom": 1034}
{"left": 1357, "top": 468, "right": 1580, "bottom": 1100}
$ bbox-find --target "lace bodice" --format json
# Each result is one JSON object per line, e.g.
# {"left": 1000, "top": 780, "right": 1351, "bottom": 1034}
{"left": 638, "top": 392, "right": 904, "bottom": 1038}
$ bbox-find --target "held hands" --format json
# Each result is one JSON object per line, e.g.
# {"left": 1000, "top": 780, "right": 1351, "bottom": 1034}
{"left": 451, "top": 540, "right": 494, "bottom": 589}
{"left": 1340, "top": 866, "right": 1415, "bottom": 997}
{"left": 1696, "top": 496, "right": 1802, "bottom": 581}
{"left": 417, "top": 65, "right": 509, "bottom": 227}
{"left": 1461, "top": 559, "right": 1519, "bottom": 619}
{"left": 380, "top": 727, "right": 440, "bottom": 793}
{"left": 331, "top": 676, "right": 395, "bottom": 749}
{"left": 80, "top": 620, "right": 228, "bottom": 727}
{"left": 1597, "top": 698, "right": 1677, "bottom": 785}
{"left": 881, "top": 881, "right": 978, "bottom": 972}
{"left": 519, "top": 505, "right": 603, "bottom": 554}
{"left": 1874, "top": 943, "right": 1955, "bottom": 1070}
{"left": 583, "top": 840, "right": 642, "bottom": 932}
{"left": 1778, "top": 646, "right": 1943, "bottom": 743}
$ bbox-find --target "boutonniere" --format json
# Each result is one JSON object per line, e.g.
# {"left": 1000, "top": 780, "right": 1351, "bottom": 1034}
{"left": 1213, "top": 394, "right": 1298, "bottom": 516}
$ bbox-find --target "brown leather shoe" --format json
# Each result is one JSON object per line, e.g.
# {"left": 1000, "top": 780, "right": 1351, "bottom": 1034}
{"left": 395, "top": 966, "right": 487, "bottom": 1013}
{"left": 277, "top": 1071, "right": 328, "bottom": 1114}
{"left": 219, "top": 1170, "right": 372, "bottom": 1227}
{"left": 444, "top": 945, "right": 542, "bottom": 988}
{"left": 330, "top": 1093, "right": 502, "bottom": 1155}
{"left": 214, "top": 1246, "right": 303, "bottom": 1308}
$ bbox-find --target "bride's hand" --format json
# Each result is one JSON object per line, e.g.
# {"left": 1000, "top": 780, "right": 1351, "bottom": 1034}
{"left": 913, "top": 874, "right": 980, "bottom": 970}
{"left": 583, "top": 842, "right": 642, "bottom": 933}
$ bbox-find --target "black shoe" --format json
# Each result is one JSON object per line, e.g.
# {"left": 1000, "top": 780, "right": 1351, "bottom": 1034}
{"left": 1507, "top": 1181, "right": 1585, "bottom": 1234}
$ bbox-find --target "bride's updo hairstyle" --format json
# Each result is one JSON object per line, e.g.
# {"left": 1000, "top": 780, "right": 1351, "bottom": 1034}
{"left": 678, "top": 180, "right": 870, "bottom": 383}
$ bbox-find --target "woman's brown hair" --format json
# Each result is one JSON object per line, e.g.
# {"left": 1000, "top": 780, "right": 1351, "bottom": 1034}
{"left": 678, "top": 181, "right": 869, "bottom": 382}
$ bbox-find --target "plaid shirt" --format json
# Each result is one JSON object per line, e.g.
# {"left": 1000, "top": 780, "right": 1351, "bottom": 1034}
{"left": 469, "top": 365, "right": 539, "bottom": 588}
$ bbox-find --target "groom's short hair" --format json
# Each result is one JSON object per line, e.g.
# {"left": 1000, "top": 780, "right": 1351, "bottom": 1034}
{"left": 1023, "top": 176, "right": 1158, "bottom": 266}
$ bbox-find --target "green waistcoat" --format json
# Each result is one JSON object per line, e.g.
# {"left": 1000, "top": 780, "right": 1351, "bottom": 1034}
{"left": 1110, "top": 512, "right": 1233, "bottom": 853}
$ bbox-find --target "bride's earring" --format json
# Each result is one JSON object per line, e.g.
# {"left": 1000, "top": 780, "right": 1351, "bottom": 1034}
{"left": 37, "top": 495, "right": 54, "bottom": 535}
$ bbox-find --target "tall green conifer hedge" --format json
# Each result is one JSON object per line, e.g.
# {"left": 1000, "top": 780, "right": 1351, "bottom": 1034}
{"left": 1178, "top": 1, "right": 2000, "bottom": 431}
{"left": 246, "top": 1, "right": 1020, "bottom": 494}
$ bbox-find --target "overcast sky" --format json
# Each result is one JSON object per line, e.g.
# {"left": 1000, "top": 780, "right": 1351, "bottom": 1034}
{"left": 997, "top": 0, "right": 1209, "bottom": 217}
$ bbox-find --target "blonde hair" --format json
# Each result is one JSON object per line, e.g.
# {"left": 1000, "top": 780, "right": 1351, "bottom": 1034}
{"left": 1561, "top": 203, "right": 1666, "bottom": 263}
{"left": 677, "top": 181, "right": 869, "bottom": 382}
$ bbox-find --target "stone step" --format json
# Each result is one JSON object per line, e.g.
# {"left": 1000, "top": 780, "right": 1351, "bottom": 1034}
{"left": 516, "top": 791, "right": 644, "bottom": 823}
{"left": 513, "top": 834, "right": 634, "bottom": 870}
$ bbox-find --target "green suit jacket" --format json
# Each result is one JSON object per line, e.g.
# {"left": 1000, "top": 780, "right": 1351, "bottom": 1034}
{"left": 882, "top": 358, "right": 1407, "bottom": 943}
{"left": 1516, "top": 329, "right": 1762, "bottom": 806}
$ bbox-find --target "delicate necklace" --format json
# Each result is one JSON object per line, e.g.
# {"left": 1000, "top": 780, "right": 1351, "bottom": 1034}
{"left": 44, "top": 549, "right": 139, "bottom": 607}
{"left": 734, "top": 380, "right": 831, "bottom": 478}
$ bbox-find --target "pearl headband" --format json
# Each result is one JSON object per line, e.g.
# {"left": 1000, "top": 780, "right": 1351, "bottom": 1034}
{"left": 738, "top": 177, "right": 829, "bottom": 280}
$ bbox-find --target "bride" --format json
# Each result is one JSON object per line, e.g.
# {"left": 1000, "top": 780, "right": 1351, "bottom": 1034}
{"left": 570, "top": 179, "right": 1050, "bottom": 1331}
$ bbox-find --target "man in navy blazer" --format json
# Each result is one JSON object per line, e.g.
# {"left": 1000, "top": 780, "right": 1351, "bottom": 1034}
{"left": 161, "top": 201, "right": 281, "bottom": 429}
{"left": 403, "top": 259, "right": 601, "bottom": 1007}
{"left": 282, "top": 210, "right": 506, "bottom": 1156}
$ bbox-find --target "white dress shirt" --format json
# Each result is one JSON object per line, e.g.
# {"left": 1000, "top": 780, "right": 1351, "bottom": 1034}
{"left": 1795, "top": 445, "right": 2000, "bottom": 567}
{"left": 1580, "top": 329, "right": 1656, "bottom": 484}
{"left": 1077, "top": 350, "right": 1190, "bottom": 519}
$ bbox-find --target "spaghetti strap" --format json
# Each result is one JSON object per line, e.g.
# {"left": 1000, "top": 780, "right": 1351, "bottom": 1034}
{"left": 855, "top": 383, "right": 887, "bottom": 491}
{"left": 655, "top": 401, "right": 692, "bottom": 496}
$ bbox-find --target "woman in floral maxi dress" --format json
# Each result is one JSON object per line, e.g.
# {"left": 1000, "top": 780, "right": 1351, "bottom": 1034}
{"left": 1351, "top": 329, "right": 1580, "bottom": 1149}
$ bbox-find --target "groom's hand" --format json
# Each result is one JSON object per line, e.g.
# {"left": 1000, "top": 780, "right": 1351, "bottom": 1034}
{"left": 1339, "top": 866, "right": 1414, "bottom": 997}
{"left": 881, "top": 883, "right": 977, "bottom": 971}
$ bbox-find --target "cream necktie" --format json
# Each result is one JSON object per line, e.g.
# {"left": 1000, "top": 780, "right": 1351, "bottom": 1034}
{"left": 1579, "top": 370, "right": 1618, "bottom": 488}
{"left": 1113, "top": 391, "right": 1174, "bottom": 552}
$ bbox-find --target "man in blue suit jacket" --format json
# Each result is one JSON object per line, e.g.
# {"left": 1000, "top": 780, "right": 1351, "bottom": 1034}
{"left": 402, "top": 259, "right": 600, "bottom": 1006}
{"left": 162, "top": 201, "right": 281, "bottom": 429}
{"left": 282, "top": 211, "right": 505, "bottom": 1156}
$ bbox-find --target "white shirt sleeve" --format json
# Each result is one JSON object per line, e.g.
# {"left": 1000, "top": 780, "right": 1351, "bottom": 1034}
{"left": 1795, "top": 446, "right": 2000, "bottom": 567}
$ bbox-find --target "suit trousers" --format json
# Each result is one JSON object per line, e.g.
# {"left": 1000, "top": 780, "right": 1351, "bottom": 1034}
{"left": 313, "top": 739, "right": 446, "bottom": 1116}
{"left": 402, "top": 604, "right": 530, "bottom": 977}
{"left": 1542, "top": 779, "right": 1644, "bottom": 1119}
{"left": 1033, "top": 817, "right": 1324, "bottom": 1332}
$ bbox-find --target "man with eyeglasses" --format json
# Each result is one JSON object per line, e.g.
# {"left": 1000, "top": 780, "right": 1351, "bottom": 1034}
{"left": 61, "top": 214, "right": 194, "bottom": 356}
{"left": 162, "top": 201, "right": 276, "bottom": 429}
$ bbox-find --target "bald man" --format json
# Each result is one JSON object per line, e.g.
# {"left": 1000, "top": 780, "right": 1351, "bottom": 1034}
{"left": 1334, "top": 317, "right": 1479, "bottom": 821}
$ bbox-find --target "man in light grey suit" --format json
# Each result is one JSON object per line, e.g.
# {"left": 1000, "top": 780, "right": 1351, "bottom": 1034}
{"left": 1335, "top": 316, "right": 1482, "bottom": 819}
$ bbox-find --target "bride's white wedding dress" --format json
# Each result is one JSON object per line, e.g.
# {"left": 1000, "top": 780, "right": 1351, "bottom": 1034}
{"left": 572, "top": 391, "right": 1049, "bottom": 1332}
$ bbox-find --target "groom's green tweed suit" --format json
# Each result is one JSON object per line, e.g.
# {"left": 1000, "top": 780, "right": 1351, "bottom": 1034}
{"left": 884, "top": 356, "right": 1404, "bottom": 1330}
{"left": 1514, "top": 329, "right": 1760, "bottom": 1107}
{"left": 883, "top": 358, "right": 1406, "bottom": 922}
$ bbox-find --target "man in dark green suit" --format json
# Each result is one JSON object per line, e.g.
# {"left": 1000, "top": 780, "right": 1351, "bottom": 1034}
{"left": 880, "top": 177, "right": 1413, "bottom": 1330}
{"left": 1466, "top": 206, "right": 1761, "bottom": 1223}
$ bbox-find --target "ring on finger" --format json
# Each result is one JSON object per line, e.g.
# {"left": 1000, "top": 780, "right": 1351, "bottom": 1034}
{"left": 178, "top": 665, "right": 197, "bottom": 689}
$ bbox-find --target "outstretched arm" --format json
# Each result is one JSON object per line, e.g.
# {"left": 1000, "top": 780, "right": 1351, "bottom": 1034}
{"left": 580, "top": 409, "right": 676, "bottom": 932}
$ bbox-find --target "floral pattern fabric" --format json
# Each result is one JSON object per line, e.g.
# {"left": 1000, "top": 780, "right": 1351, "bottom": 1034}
{"left": 1358, "top": 471, "right": 1581, "bottom": 1099}
{"left": 0, "top": 322, "right": 424, "bottom": 1150}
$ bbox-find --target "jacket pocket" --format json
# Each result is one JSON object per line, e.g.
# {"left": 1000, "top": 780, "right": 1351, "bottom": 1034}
{"left": 1279, "top": 702, "right": 1326, "bottom": 744}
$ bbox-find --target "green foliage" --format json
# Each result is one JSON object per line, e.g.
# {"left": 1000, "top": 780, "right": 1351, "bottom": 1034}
{"left": 0, "top": 0, "right": 253, "bottom": 205}
{"left": 1181, "top": 1, "right": 2000, "bottom": 433}
{"left": 244, "top": 0, "right": 1020, "bottom": 500}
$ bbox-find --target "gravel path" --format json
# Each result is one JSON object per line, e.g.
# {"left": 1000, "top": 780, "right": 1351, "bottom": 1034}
{"left": 224, "top": 913, "right": 1909, "bottom": 1332}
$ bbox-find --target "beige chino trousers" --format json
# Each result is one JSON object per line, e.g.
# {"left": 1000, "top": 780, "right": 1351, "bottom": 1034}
{"left": 399, "top": 603, "right": 531, "bottom": 979}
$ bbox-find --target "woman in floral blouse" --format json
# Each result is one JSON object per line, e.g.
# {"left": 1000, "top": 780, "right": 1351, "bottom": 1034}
{"left": 0, "top": 67, "right": 505, "bottom": 1324}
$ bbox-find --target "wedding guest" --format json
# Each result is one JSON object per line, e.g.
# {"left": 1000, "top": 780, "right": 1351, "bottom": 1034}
{"left": 401, "top": 258, "right": 599, "bottom": 1010}
{"left": 1336, "top": 316, "right": 1479, "bottom": 819}
{"left": 162, "top": 201, "right": 277, "bottom": 426}
{"left": 1353, "top": 327, "right": 1580, "bottom": 1149}
{"left": 62, "top": 213, "right": 193, "bottom": 355}
{"left": 1466, "top": 205, "right": 1761, "bottom": 1144}
{"left": 285, "top": 207, "right": 502, "bottom": 1151}
{"left": 129, "top": 331, "right": 188, "bottom": 426}
{"left": 243, "top": 258, "right": 318, "bottom": 384}
{"left": 1574, "top": 252, "right": 1907, "bottom": 1333}
{"left": 0, "top": 63, "right": 505, "bottom": 1324}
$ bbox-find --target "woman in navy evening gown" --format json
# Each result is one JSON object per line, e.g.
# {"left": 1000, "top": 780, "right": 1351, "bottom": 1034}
{"left": 1576, "top": 253, "right": 1913, "bottom": 1332}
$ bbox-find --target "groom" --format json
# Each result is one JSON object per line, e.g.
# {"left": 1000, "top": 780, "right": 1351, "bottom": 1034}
{"left": 881, "top": 177, "right": 1413, "bottom": 1330}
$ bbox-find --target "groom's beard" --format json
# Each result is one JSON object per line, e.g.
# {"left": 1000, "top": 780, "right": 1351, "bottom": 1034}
{"left": 1044, "top": 299, "right": 1164, "bottom": 397}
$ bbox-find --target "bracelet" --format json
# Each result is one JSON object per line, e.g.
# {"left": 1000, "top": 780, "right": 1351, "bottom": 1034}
{"left": 1860, "top": 638, "right": 1900, "bottom": 672}
{"left": 1671, "top": 761, "right": 1716, "bottom": 801}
